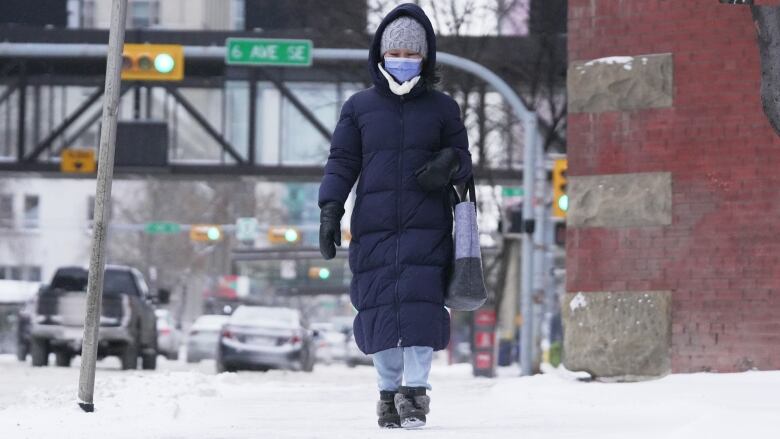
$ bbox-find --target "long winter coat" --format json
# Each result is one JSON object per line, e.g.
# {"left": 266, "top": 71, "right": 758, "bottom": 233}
{"left": 318, "top": 3, "right": 473, "bottom": 354}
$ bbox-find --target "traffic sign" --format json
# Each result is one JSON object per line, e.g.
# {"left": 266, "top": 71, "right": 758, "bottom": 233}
{"left": 61, "top": 148, "right": 96, "bottom": 174}
{"left": 235, "top": 217, "right": 260, "bottom": 241}
{"left": 226, "top": 38, "right": 313, "bottom": 67}
{"left": 144, "top": 222, "right": 180, "bottom": 235}
{"left": 502, "top": 186, "right": 524, "bottom": 197}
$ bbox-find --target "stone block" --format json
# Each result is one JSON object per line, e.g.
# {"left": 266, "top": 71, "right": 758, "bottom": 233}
{"left": 568, "top": 172, "right": 672, "bottom": 229}
{"left": 562, "top": 290, "right": 672, "bottom": 381}
{"left": 568, "top": 53, "right": 673, "bottom": 113}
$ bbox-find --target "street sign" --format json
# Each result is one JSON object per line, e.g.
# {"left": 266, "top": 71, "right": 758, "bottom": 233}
{"left": 235, "top": 217, "right": 260, "bottom": 241}
{"left": 226, "top": 38, "right": 313, "bottom": 67}
{"left": 502, "top": 186, "right": 524, "bottom": 197}
{"left": 144, "top": 222, "right": 180, "bottom": 235}
{"left": 61, "top": 148, "right": 96, "bottom": 174}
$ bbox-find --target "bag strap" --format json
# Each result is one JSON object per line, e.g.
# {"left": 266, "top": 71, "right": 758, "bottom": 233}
{"left": 449, "top": 176, "right": 478, "bottom": 213}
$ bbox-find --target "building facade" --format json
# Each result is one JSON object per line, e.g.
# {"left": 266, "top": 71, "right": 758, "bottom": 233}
{"left": 565, "top": 0, "right": 780, "bottom": 376}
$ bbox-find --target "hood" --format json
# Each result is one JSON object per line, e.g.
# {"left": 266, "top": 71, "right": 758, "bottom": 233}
{"left": 369, "top": 3, "right": 437, "bottom": 96}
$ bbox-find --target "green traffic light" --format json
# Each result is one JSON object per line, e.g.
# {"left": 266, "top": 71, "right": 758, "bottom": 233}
{"left": 284, "top": 228, "right": 299, "bottom": 242}
{"left": 207, "top": 227, "right": 221, "bottom": 241}
{"left": 318, "top": 268, "right": 331, "bottom": 280}
{"left": 558, "top": 194, "right": 569, "bottom": 212}
{"left": 154, "top": 53, "right": 176, "bottom": 74}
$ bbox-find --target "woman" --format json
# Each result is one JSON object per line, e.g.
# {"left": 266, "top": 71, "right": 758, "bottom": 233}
{"left": 318, "top": 3, "right": 472, "bottom": 429}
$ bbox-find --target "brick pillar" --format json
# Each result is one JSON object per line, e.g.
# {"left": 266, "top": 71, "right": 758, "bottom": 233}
{"left": 565, "top": 0, "right": 780, "bottom": 379}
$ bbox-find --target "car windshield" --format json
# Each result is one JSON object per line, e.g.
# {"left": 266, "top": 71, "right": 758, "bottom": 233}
{"left": 230, "top": 306, "right": 299, "bottom": 328}
{"left": 49, "top": 268, "right": 138, "bottom": 296}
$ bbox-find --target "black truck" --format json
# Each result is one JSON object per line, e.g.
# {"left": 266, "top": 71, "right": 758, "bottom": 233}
{"left": 30, "top": 265, "right": 162, "bottom": 370}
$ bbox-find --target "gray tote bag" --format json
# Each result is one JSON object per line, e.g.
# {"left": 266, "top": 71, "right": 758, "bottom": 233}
{"left": 446, "top": 177, "right": 487, "bottom": 311}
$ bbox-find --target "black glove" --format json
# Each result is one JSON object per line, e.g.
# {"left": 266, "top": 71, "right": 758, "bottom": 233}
{"left": 414, "top": 148, "right": 460, "bottom": 192}
{"left": 319, "top": 202, "right": 345, "bottom": 260}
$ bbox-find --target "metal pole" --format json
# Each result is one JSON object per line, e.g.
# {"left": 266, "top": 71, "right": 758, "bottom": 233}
{"left": 519, "top": 118, "right": 538, "bottom": 376}
{"left": 77, "top": 0, "right": 127, "bottom": 413}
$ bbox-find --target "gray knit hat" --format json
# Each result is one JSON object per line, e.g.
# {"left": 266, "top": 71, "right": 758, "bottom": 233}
{"left": 380, "top": 16, "right": 428, "bottom": 57}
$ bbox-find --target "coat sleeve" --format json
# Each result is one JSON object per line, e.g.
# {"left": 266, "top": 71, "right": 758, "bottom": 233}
{"left": 441, "top": 98, "right": 473, "bottom": 185}
{"left": 318, "top": 97, "right": 362, "bottom": 208}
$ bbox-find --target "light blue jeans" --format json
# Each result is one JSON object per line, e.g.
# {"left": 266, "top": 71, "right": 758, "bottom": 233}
{"left": 372, "top": 346, "right": 433, "bottom": 391}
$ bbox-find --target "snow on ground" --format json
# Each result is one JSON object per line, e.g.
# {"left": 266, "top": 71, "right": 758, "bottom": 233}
{"left": 0, "top": 354, "right": 778, "bottom": 439}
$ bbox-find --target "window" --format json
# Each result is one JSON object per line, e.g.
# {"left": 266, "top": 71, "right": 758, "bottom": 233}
{"left": 232, "top": 0, "right": 245, "bottom": 30}
{"left": 23, "top": 195, "right": 40, "bottom": 229}
{"left": 27, "top": 266, "right": 42, "bottom": 282}
{"left": 82, "top": 0, "right": 96, "bottom": 28}
{"left": 0, "top": 194, "right": 12, "bottom": 228}
{"left": 129, "top": 0, "right": 160, "bottom": 29}
{"left": 10, "top": 266, "right": 23, "bottom": 281}
{"left": 280, "top": 83, "right": 339, "bottom": 165}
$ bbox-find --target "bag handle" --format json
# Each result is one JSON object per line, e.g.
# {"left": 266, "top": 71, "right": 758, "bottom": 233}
{"left": 449, "top": 176, "right": 477, "bottom": 212}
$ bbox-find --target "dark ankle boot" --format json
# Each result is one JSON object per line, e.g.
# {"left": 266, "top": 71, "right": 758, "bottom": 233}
{"left": 394, "top": 386, "right": 430, "bottom": 428}
{"left": 377, "top": 391, "right": 401, "bottom": 428}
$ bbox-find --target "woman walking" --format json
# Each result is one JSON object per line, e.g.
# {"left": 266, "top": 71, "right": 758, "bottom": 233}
{"left": 318, "top": 3, "right": 472, "bottom": 429}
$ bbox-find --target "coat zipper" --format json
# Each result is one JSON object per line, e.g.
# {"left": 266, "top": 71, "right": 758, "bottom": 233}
{"left": 394, "top": 96, "right": 405, "bottom": 348}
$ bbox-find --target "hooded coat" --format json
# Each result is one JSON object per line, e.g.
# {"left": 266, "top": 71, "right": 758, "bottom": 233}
{"left": 318, "top": 3, "right": 472, "bottom": 354}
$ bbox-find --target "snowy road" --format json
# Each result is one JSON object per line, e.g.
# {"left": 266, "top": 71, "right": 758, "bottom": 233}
{"left": 0, "top": 354, "right": 778, "bottom": 439}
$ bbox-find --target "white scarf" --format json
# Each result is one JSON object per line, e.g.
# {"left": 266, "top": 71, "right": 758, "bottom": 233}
{"left": 378, "top": 63, "right": 421, "bottom": 96}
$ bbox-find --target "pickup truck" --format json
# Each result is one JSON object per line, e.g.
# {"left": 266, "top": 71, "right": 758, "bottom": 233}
{"left": 30, "top": 265, "right": 161, "bottom": 370}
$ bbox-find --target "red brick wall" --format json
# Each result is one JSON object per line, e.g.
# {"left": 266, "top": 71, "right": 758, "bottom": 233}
{"left": 567, "top": 0, "right": 780, "bottom": 372}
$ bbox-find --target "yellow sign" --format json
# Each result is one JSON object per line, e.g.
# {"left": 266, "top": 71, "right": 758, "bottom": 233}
{"left": 121, "top": 44, "right": 184, "bottom": 82}
{"left": 552, "top": 158, "right": 568, "bottom": 218}
{"left": 61, "top": 149, "right": 96, "bottom": 174}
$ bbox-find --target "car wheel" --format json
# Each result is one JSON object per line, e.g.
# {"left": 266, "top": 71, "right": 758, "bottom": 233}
{"left": 30, "top": 338, "right": 49, "bottom": 367}
{"left": 186, "top": 355, "right": 198, "bottom": 364}
{"left": 16, "top": 341, "right": 29, "bottom": 362}
{"left": 167, "top": 351, "right": 179, "bottom": 361}
{"left": 55, "top": 350, "right": 72, "bottom": 367}
{"left": 141, "top": 352, "right": 157, "bottom": 370}
{"left": 217, "top": 361, "right": 236, "bottom": 373}
{"left": 120, "top": 342, "right": 138, "bottom": 370}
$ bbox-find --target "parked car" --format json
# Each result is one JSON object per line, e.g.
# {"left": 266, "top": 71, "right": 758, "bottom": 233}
{"left": 155, "top": 309, "right": 182, "bottom": 361}
{"left": 345, "top": 331, "right": 373, "bottom": 368}
{"left": 186, "top": 314, "right": 229, "bottom": 363}
{"left": 312, "top": 322, "right": 348, "bottom": 365}
{"left": 217, "top": 306, "right": 316, "bottom": 373}
{"left": 0, "top": 280, "right": 40, "bottom": 360}
{"left": 30, "top": 265, "right": 162, "bottom": 370}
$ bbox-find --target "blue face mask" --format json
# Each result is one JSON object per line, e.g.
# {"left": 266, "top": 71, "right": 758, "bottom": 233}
{"left": 383, "top": 56, "right": 423, "bottom": 83}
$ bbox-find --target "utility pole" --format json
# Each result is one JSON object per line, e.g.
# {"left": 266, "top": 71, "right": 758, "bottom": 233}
{"left": 77, "top": 0, "right": 127, "bottom": 413}
{"left": 519, "top": 119, "right": 539, "bottom": 376}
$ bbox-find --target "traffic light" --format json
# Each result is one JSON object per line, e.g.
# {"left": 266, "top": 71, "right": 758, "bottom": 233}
{"left": 268, "top": 226, "right": 301, "bottom": 245}
{"left": 552, "top": 158, "right": 568, "bottom": 218}
{"left": 190, "top": 225, "right": 223, "bottom": 242}
{"left": 308, "top": 267, "right": 331, "bottom": 280}
{"left": 121, "top": 44, "right": 184, "bottom": 82}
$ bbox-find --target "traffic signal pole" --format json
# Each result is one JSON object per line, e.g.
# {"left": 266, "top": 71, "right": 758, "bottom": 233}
{"left": 77, "top": 0, "right": 127, "bottom": 413}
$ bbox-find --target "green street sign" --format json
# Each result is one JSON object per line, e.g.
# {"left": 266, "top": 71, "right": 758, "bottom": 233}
{"left": 226, "top": 38, "right": 313, "bottom": 67}
{"left": 144, "top": 222, "right": 181, "bottom": 235}
{"left": 502, "top": 187, "right": 524, "bottom": 197}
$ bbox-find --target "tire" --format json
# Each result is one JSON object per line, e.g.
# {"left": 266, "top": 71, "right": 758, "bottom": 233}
{"left": 55, "top": 350, "right": 72, "bottom": 367}
{"left": 217, "top": 361, "right": 236, "bottom": 373}
{"left": 16, "top": 341, "right": 29, "bottom": 362}
{"left": 30, "top": 338, "right": 49, "bottom": 367}
{"left": 167, "top": 351, "right": 179, "bottom": 361}
{"left": 346, "top": 360, "right": 356, "bottom": 369}
{"left": 141, "top": 352, "right": 157, "bottom": 370}
{"left": 120, "top": 342, "right": 138, "bottom": 370}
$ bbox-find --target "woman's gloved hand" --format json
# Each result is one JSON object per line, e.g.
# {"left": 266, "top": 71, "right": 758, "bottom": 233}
{"left": 319, "top": 202, "right": 345, "bottom": 260}
{"left": 414, "top": 148, "right": 460, "bottom": 192}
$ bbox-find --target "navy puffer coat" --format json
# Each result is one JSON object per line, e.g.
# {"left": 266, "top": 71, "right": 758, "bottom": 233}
{"left": 318, "top": 3, "right": 473, "bottom": 354}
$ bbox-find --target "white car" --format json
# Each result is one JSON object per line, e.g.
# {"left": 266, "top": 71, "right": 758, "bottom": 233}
{"left": 186, "top": 314, "right": 229, "bottom": 363}
{"left": 345, "top": 332, "right": 373, "bottom": 368}
{"left": 155, "top": 309, "right": 182, "bottom": 360}
{"left": 312, "top": 322, "right": 348, "bottom": 365}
